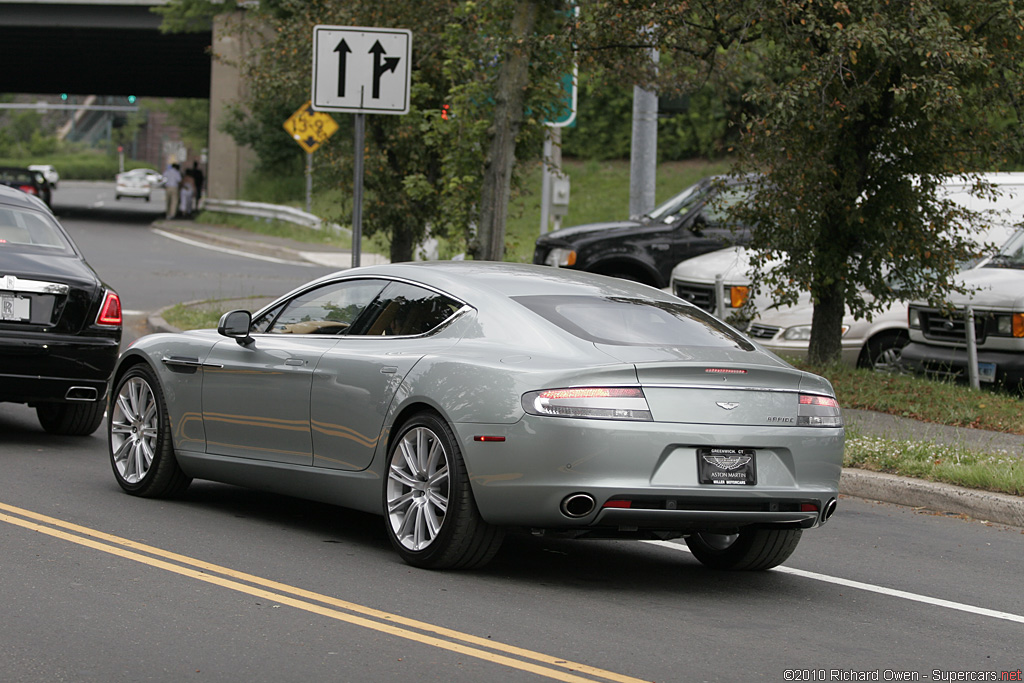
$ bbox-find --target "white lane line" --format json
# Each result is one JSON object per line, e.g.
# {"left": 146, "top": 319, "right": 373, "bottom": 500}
{"left": 643, "top": 540, "right": 1024, "bottom": 625}
{"left": 152, "top": 228, "right": 316, "bottom": 266}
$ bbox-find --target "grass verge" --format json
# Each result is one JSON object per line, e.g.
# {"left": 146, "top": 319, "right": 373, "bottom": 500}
{"left": 844, "top": 432, "right": 1024, "bottom": 497}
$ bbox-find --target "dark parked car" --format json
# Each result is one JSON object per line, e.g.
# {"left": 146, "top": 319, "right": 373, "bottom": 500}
{"left": 0, "top": 166, "right": 52, "bottom": 207}
{"left": 0, "top": 185, "right": 121, "bottom": 435}
{"left": 533, "top": 175, "right": 753, "bottom": 288}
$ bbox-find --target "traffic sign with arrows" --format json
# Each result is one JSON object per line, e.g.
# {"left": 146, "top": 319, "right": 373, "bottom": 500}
{"left": 312, "top": 26, "right": 412, "bottom": 114}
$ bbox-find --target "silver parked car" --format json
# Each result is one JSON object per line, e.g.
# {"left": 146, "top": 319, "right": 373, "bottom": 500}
{"left": 107, "top": 262, "right": 844, "bottom": 570}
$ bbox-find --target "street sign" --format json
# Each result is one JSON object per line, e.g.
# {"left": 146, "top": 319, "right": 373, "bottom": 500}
{"left": 283, "top": 101, "right": 339, "bottom": 153}
{"left": 312, "top": 25, "right": 412, "bottom": 115}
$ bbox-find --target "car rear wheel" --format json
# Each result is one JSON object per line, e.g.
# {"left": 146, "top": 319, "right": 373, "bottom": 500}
{"left": 36, "top": 401, "right": 106, "bottom": 436}
{"left": 108, "top": 365, "right": 191, "bottom": 498}
{"left": 685, "top": 528, "right": 802, "bottom": 570}
{"left": 384, "top": 412, "right": 503, "bottom": 569}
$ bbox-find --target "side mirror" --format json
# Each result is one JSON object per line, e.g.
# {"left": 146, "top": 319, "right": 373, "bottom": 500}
{"left": 217, "top": 310, "right": 254, "bottom": 346}
{"left": 690, "top": 213, "right": 708, "bottom": 235}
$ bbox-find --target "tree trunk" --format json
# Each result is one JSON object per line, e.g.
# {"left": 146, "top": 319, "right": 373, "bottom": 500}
{"left": 807, "top": 277, "right": 845, "bottom": 366}
{"left": 471, "top": 0, "right": 538, "bottom": 261}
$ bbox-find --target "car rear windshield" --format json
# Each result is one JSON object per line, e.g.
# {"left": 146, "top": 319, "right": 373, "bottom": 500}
{"left": 514, "top": 295, "right": 755, "bottom": 350}
{"left": 0, "top": 206, "right": 74, "bottom": 255}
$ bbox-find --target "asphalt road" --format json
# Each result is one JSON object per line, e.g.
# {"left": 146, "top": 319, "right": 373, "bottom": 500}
{"left": 1, "top": 184, "right": 1021, "bottom": 681}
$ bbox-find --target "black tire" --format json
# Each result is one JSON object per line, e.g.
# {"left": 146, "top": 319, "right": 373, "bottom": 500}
{"left": 383, "top": 412, "right": 504, "bottom": 569}
{"left": 858, "top": 331, "right": 909, "bottom": 372}
{"left": 107, "top": 364, "right": 191, "bottom": 498}
{"left": 36, "top": 401, "right": 106, "bottom": 436}
{"left": 685, "top": 528, "right": 802, "bottom": 571}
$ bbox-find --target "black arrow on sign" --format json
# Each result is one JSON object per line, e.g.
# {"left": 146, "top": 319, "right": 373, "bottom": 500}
{"left": 334, "top": 39, "right": 351, "bottom": 97}
{"left": 369, "top": 40, "right": 400, "bottom": 99}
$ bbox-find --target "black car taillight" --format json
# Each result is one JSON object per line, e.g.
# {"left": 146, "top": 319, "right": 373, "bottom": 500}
{"left": 97, "top": 291, "right": 122, "bottom": 326}
{"left": 18, "top": 184, "right": 39, "bottom": 196}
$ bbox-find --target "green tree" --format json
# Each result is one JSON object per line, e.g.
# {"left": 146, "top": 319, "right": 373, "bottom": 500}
{"left": 159, "top": 0, "right": 572, "bottom": 262}
{"left": 577, "top": 0, "right": 1024, "bottom": 365}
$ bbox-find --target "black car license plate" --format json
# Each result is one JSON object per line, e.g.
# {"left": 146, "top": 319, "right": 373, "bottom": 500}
{"left": 1, "top": 294, "right": 30, "bottom": 321}
{"left": 698, "top": 448, "right": 756, "bottom": 485}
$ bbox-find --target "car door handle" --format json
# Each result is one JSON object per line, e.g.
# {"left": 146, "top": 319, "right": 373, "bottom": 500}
{"left": 285, "top": 358, "right": 306, "bottom": 366}
{"left": 381, "top": 366, "right": 398, "bottom": 374}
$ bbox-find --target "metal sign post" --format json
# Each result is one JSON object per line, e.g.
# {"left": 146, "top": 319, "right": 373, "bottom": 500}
{"left": 312, "top": 25, "right": 412, "bottom": 268}
{"left": 283, "top": 101, "right": 339, "bottom": 214}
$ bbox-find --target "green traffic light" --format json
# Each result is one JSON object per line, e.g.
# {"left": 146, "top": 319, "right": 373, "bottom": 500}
{"left": 127, "top": 95, "right": 136, "bottom": 104}
{"left": 60, "top": 93, "right": 68, "bottom": 101}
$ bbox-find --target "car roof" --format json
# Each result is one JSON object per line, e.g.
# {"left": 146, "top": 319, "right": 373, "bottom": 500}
{"left": 326, "top": 260, "right": 679, "bottom": 305}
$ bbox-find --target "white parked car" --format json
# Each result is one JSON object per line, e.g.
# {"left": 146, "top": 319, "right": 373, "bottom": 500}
{"left": 115, "top": 168, "right": 164, "bottom": 201}
{"left": 28, "top": 164, "right": 59, "bottom": 189}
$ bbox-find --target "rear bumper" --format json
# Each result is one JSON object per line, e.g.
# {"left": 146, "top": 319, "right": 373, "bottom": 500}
{"left": 456, "top": 416, "right": 844, "bottom": 534}
{"left": 900, "top": 342, "right": 1024, "bottom": 388}
{"left": 0, "top": 334, "right": 119, "bottom": 404}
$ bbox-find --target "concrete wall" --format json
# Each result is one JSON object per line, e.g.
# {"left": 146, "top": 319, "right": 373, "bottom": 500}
{"left": 207, "top": 11, "right": 260, "bottom": 200}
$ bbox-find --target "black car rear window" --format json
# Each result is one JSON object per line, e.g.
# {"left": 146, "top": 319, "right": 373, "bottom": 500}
{"left": 513, "top": 295, "right": 755, "bottom": 350}
{"left": 0, "top": 206, "right": 74, "bottom": 255}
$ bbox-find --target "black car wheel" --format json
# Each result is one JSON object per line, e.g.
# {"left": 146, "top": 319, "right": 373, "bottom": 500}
{"left": 685, "top": 528, "right": 802, "bottom": 570}
{"left": 859, "top": 331, "right": 909, "bottom": 373}
{"left": 36, "top": 401, "right": 106, "bottom": 436}
{"left": 108, "top": 365, "right": 191, "bottom": 498}
{"left": 384, "top": 412, "right": 503, "bottom": 569}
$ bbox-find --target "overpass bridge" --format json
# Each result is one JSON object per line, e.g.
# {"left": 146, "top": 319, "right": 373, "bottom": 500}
{"left": 0, "top": 0, "right": 254, "bottom": 199}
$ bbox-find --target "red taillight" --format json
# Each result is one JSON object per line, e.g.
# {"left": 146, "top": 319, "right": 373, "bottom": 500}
{"left": 473, "top": 436, "right": 506, "bottom": 442}
{"left": 799, "top": 395, "right": 839, "bottom": 408}
{"left": 538, "top": 388, "right": 643, "bottom": 400}
{"left": 602, "top": 500, "right": 632, "bottom": 509}
{"left": 800, "top": 503, "right": 819, "bottom": 512}
{"left": 97, "top": 291, "right": 122, "bottom": 326}
{"left": 705, "top": 368, "right": 747, "bottom": 374}
{"left": 18, "top": 184, "right": 38, "bottom": 196}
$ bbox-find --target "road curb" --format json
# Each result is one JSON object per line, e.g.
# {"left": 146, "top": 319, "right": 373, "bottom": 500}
{"left": 840, "top": 468, "right": 1024, "bottom": 527}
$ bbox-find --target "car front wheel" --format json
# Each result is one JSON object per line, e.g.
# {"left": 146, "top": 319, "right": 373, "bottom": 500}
{"left": 384, "top": 412, "right": 503, "bottom": 569}
{"left": 685, "top": 528, "right": 802, "bottom": 570}
{"left": 108, "top": 364, "right": 191, "bottom": 498}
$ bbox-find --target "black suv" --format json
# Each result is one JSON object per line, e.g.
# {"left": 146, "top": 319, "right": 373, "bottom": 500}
{"left": 533, "top": 175, "right": 752, "bottom": 288}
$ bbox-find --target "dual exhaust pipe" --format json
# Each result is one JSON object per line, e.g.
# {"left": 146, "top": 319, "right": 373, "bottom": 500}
{"left": 559, "top": 493, "right": 839, "bottom": 523}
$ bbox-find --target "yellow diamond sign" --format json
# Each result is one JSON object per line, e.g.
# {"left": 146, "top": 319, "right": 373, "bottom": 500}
{"left": 284, "top": 100, "right": 339, "bottom": 153}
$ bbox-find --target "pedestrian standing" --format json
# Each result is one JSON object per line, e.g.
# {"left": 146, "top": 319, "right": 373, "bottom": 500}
{"left": 164, "top": 162, "right": 182, "bottom": 220}
{"left": 190, "top": 161, "right": 205, "bottom": 208}
{"left": 180, "top": 172, "right": 196, "bottom": 217}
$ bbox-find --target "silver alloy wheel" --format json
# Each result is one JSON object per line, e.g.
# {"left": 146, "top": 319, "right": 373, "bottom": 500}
{"left": 872, "top": 346, "right": 903, "bottom": 372}
{"left": 109, "top": 376, "right": 159, "bottom": 484}
{"left": 386, "top": 426, "right": 451, "bottom": 552}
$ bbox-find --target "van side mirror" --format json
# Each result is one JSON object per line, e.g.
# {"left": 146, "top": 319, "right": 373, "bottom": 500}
{"left": 218, "top": 310, "right": 254, "bottom": 346}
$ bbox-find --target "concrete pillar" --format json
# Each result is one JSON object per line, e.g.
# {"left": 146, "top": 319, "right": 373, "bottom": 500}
{"left": 207, "top": 11, "right": 259, "bottom": 200}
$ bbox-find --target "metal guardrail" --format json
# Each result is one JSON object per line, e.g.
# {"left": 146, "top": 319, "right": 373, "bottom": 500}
{"left": 202, "top": 198, "right": 350, "bottom": 235}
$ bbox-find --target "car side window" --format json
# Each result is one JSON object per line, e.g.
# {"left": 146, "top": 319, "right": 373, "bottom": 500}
{"left": 261, "top": 279, "right": 388, "bottom": 335}
{"left": 699, "top": 186, "right": 748, "bottom": 226}
{"left": 358, "top": 282, "right": 462, "bottom": 336}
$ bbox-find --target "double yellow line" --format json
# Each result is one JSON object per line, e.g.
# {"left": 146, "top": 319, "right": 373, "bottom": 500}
{"left": 0, "top": 501, "right": 648, "bottom": 683}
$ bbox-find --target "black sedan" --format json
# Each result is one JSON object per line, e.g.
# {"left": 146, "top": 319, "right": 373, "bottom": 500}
{"left": 0, "top": 166, "right": 52, "bottom": 208}
{"left": 0, "top": 185, "right": 121, "bottom": 435}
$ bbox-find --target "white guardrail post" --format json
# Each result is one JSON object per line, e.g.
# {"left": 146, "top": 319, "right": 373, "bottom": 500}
{"left": 201, "top": 198, "right": 351, "bottom": 236}
{"left": 714, "top": 274, "right": 726, "bottom": 320}
{"left": 965, "top": 306, "right": 981, "bottom": 390}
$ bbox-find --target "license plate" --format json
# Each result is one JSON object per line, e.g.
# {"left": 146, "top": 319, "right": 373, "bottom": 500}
{"left": 977, "top": 362, "right": 996, "bottom": 383}
{"left": 698, "top": 447, "right": 756, "bottom": 485}
{"left": 0, "top": 294, "right": 30, "bottom": 321}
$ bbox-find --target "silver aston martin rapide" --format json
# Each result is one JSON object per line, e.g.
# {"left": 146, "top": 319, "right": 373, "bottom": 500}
{"left": 107, "top": 261, "right": 844, "bottom": 570}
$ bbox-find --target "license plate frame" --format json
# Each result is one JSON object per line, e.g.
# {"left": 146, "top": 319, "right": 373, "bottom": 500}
{"left": 697, "top": 447, "right": 757, "bottom": 486}
{"left": 977, "top": 362, "right": 996, "bottom": 384}
{"left": 0, "top": 294, "right": 30, "bottom": 322}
